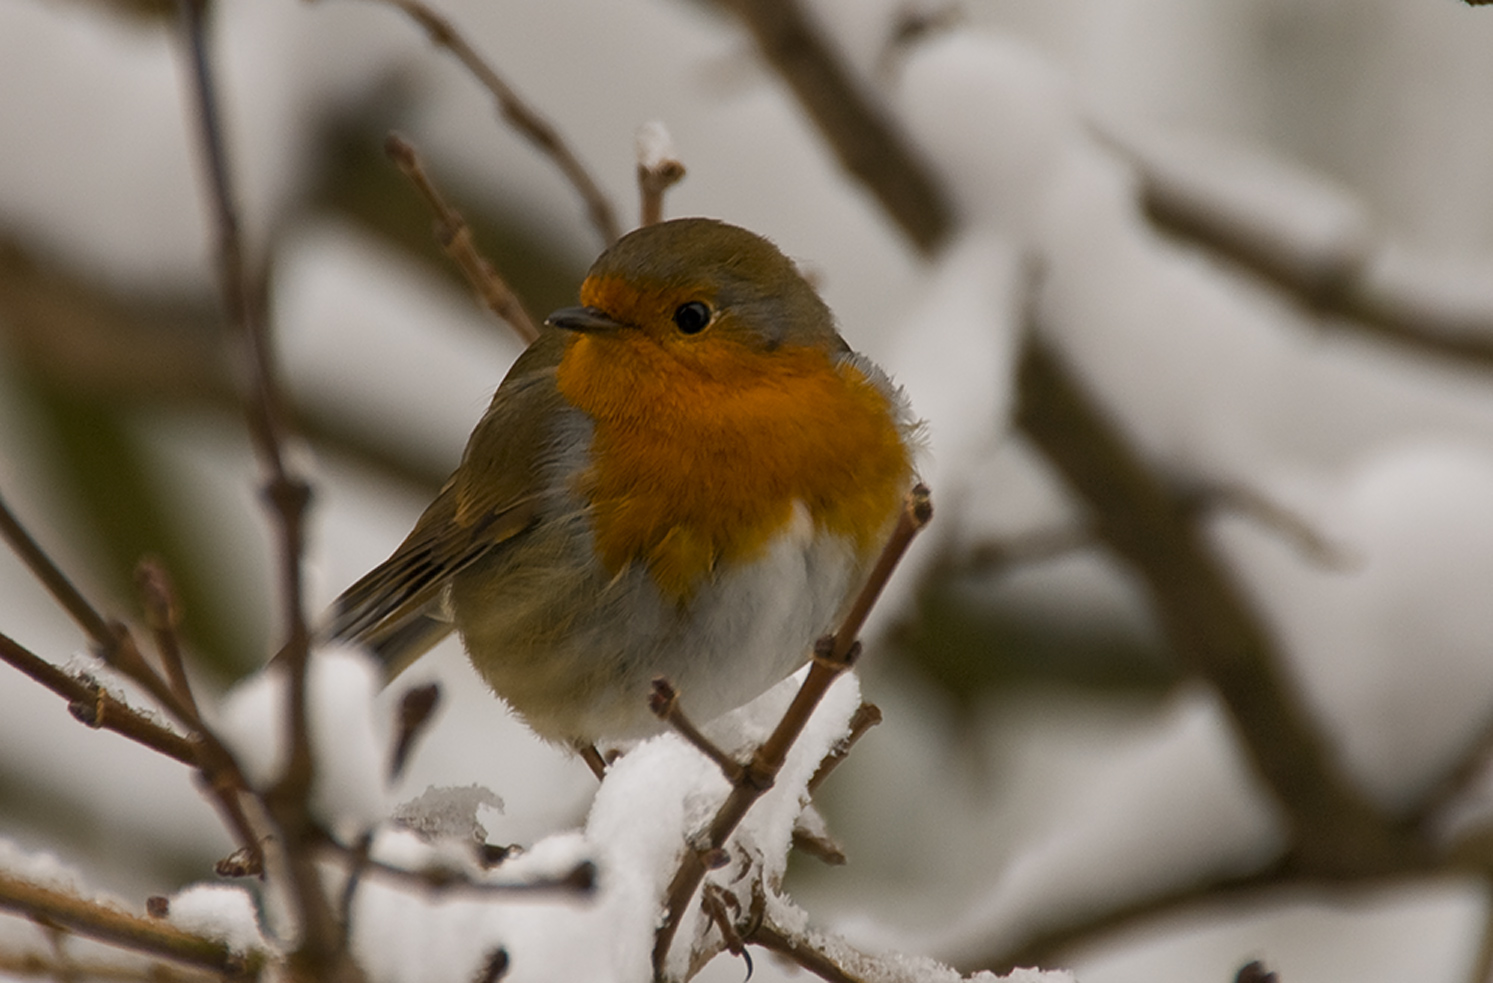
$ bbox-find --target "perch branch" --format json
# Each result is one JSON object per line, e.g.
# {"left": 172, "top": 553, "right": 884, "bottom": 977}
{"left": 652, "top": 485, "right": 931, "bottom": 976}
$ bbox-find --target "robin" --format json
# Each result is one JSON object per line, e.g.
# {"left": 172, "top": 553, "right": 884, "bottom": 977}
{"left": 328, "top": 217, "right": 918, "bottom": 749}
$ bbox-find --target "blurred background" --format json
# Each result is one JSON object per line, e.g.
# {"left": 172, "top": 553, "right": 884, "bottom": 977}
{"left": 3, "top": 0, "right": 1493, "bottom": 980}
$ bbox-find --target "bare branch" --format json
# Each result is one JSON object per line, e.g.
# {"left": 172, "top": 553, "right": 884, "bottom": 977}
{"left": 1195, "top": 484, "right": 1360, "bottom": 572}
{"left": 636, "top": 122, "right": 686, "bottom": 228}
{"left": 0, "top": 870, "right": 262, "bottom": 979}
{"left": 650, "top": 678, "right": 744, "bottom": 784}
{"left": 135, "top": 558, "right": 199, "bottom": 717}
{"left": 653, "top": 485, "right": 931, "bottom": 975}
{"left": 1014, "top": 334, "right": 1415, "bottom": 876}
{"left": 1121, "top": 130, "right": 1493, "bottom": 372}
{"left": 389, "top": 682, "right": 442, "bottom": 782}
{"left": 0, "top": 625, "right": 265, "bottom": 872}
{"left": 0, "top": 489, "right": 113, "bottom": 648}
{"left": 0, "top": 631, "right": 196, "bottom": 766}
{"left": 0, "top": 948, "right": 220, "bottom": 983}
{"left": 719, "top": 0, "right": 952, "bottom": 252}
{"left": 363, "top": 0, "right": 621, "bottom": 245}
{"left": 385, "top": 134, "right": 541, "bottom": 344}
{"left": 806, "top": 701, "right": 881, "bottom": 795}
{"left": 174, "top": 2, "right": 336, "bottom": 973}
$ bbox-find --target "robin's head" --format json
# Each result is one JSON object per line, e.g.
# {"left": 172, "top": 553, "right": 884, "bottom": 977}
{"left": 546, "top": 218, "right": 842, "bottom": 357}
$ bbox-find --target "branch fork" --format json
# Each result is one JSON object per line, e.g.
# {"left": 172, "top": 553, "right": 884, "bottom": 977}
{"left": 650, "top": 484, "right": 932, "bottom": 978}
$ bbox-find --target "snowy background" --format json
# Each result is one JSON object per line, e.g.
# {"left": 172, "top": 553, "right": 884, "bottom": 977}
{"left": 3, "top": 0, "right": 1493, "bottom": 980}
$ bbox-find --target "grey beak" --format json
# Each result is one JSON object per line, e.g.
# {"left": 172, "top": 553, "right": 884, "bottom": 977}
{"left": 546, "top": 306, "right": 625, "bottom": 334}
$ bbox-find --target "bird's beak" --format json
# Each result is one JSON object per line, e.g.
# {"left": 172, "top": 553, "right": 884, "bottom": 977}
{"left": 546, "top": 306, "right": 625, "bottom": 334}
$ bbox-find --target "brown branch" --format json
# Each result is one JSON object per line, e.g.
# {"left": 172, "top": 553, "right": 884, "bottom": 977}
{"left": 718, "top": 0, "right": 1429, "bottom": 890}
{"left": 136, "top": 558, "right": 199, "bottom": 717}
{"left": 1014, "top": 336, "right": 1414, "bottom": 876}
{"left": 650, "top": 678, "right": 745, "bottom": 783}
{"left": 1, "top": 612, "right": 265, "bottom": 875}
{"left": 0, "top": 584, "right": 263, "bottom": 873}
{"left": 174, "top": 3, "right": 334, "bottom": 974}
{"left": 747, "top": 918, "right": 860, "bottom": 983}
{"left": 0, "top": 490, "right": 114, "bottom": 648}
{"left": 365, "top": 0, "right": 621, "bottom": 245}
{"left": 389, "top": 682, "right": 442, "bottom": 781}
{"left": 719, "top": 0, "right": 952, "bottom": 252}
{"left": 0, "top": 630, "right": 196, "bottom": 766}
{"left": 384, "top": 134, "right": 540, "bottom": 344}
{"left": 806, "top": 701, "right": 880, "bottom": 795}
{"left": 1189, "top": 485, "right": 1358, "bottom": 572}
{"left": 1127, "top": 135, "right": 1493, "bottom": 371}
{"left": 320, "top": 837, "right": 596, "bottom": 898}
{"left": 652, "top": 485, "right": 931, "bottom": 976}
{"left": 969, "top": 862, "right": 1451, "bottom": 975}
{"left": 0, "top": 948, "right": 220, "bottom": 983}
{"left": 636, "top": 122, "right": 686, "bottom": 228}
{"left": 1410, "top": 705, "right": 1493, "bottom": 831}
{"left": 0, "top": 508, "right": 262, "bottom": 871}
{"left": 175, "top": 0, "right": 312, "bottom": 669}
{"left": 0, "top": 870, "right": 261, "bottom": 979}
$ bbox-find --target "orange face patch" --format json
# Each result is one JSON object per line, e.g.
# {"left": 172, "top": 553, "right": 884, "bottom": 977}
{"left": 555, "top": 326, "right": 910, "bottom": 601}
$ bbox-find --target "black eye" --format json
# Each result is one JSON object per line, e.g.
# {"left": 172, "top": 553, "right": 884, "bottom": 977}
{"left": 672, "top": 301, "right": 712, "bottom": 335}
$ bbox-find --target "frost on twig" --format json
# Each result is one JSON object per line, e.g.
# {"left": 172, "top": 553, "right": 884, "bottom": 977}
{"left": 636, "top": 121, "right": 687, "bottom": 228}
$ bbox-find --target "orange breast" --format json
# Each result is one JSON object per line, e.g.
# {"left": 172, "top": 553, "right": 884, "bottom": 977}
{"left": 555, "top": 331, "right": 910, "bottom": 601}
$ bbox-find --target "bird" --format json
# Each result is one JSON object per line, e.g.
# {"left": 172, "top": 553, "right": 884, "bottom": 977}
{"left": 327, "top": 217, "right": 918, "bottom": 750}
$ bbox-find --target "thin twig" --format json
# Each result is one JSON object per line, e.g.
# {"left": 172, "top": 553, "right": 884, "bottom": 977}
{"left": 384, "top": 134, "right": 541, "bottom": 344}
{"left": 1411, "top": 704, "right": 1493, "bottom": 832}
{"left": 974, "top": 862, "right": 1363, "bottom": 973}
{"left": 1127, "top": 134, "right": 1493, "bottom": 372}
{"left": 0, "top": 489, "right": 114, "bottom": 648}
{"left": 389, "top": 682, "right": 442, "bottom": 782}
{"left": 174, "top": 0, "right": 331, "bottom": 971}
{"left": 0, "top": 870, "right": 261, "bottom": 979}
{"left": 0, "top": 631, "right": 196, "bottom": 766}
{"left": 652, "top": 485, "right": 931, "bottom": 976}
{"left": 1193, "top": 484, "right": 1359, "bottom": 572}
{"left": 650, "top": 678, "right": 744, "bottom": 783}
{"left": 747, "top": 917, "right": 860, "bottom": 983}
{"left": 0, "top": 949, "right": 220, "bottom": 983}
{"left": 366, "top": 0, "right": 621, "bottom": 245}
{"left": 135, "top": 558, "right": 198, "bottom": 717}
{"left": 806, "top": 701, "right": 881, "bottom": 795}
{"left": 0, "top": 623, "right": 265, "bottom": 872}
{"left": 320, "top": 837, "right": 596, "bottom": 898}
{"left": 575, "top": 743, "right": 608, "bottom": 782}
{"left": 636, "top": 121, "right": 686, "bottom": 228}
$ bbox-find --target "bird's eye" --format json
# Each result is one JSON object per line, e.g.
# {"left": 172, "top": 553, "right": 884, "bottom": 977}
{"left": 672, "top": 301, "right": 712, "bottom": 335}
